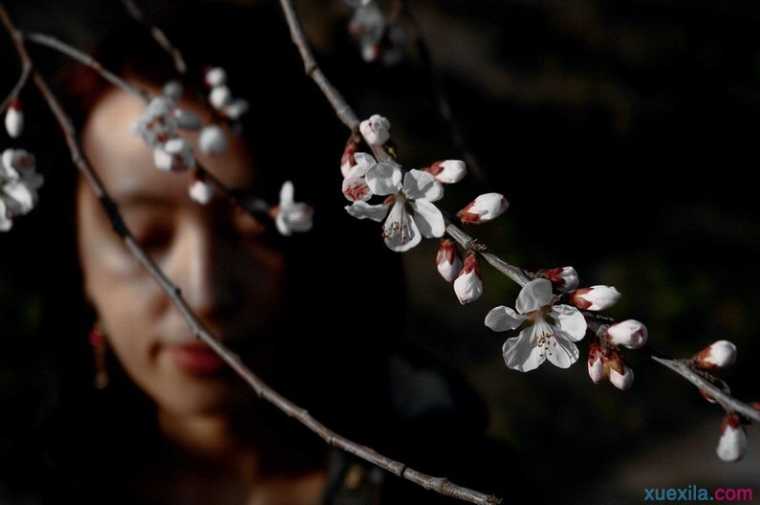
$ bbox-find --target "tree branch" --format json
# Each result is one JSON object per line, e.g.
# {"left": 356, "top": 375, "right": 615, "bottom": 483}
{"left": 0, "top": 5, "right": 501, "bottom": 505}
{"left": 119, "top": 0, "right": 187, "bottom": 75}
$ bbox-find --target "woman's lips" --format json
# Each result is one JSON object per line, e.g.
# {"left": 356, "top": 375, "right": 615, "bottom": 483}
{"left": 166, "top": 341, "right": 225, "bottom": 375}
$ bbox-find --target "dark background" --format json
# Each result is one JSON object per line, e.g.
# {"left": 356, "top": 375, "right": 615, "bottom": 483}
{"left": 1, "top": 0, "right": 759, "bottom": 503}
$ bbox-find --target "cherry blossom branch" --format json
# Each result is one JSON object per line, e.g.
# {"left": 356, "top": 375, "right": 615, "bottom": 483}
{"left": 651, "top": 356, "right": 760, "bottom": 423}
{"left": 119, "top": 0, "right": 187, "bottom": 75}
{"left": 0, "top": 7, "right": 500, "bottom": 505}
{"left": 22, "top": 31, "right": 271, "bottom": 220}
{"left": 277, "top": 0, "right": 759, "bottom": 460}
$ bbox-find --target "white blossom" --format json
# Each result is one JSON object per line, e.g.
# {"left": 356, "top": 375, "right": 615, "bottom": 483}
{"left": 359, "top": 114, "right": 391, "bottom": 146}
{"left": 695, "top": 340, "right": 737, "bottom": 370}
{"left": 0, "top": 148, "right": 43, "bottom": 231}
{"left": 716, "top": 414, "right": 747, "bottom": 462}
{"left": 436, "top": 239, "right": 462, "bottom": 283}
{"left": 274, "top": 181, "right": 313, "bottom": 236}
{"left": 426, "top": 160, "right": 466, "bottom": 184}
{"left": 5, "top": 99, "right": 23, "bottom": 138}
{"left": 199, "top": 125, "right": 228, "bottom": 155}
{"left": 345, "top": 166, "right": 445, "bottom": 252}
{"left": 132, "top": 96, "right": 178, "bottom": 147}
{"left": 485, "top": 278, "right": 587, "bottom": 372}
{"left": 349, "top": 3, "right": 385, "bottom": 63}
{"left": 457, "top": 193, "right": 509, "bottom": 224}
{"left": 223, "top": 99, "right": 249, "bottom": 120}
{"left": 607, "top": 320, "right": 648, "bottom": 349}
{"left": 570, "top": 285, "right": 621, "bottom": 311}
{"left": 453, "top": 253, "right": 483, "bottom": 304}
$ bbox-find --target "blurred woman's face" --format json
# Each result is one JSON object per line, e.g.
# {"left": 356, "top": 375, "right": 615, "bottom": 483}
{"left": 77, "top": 87, "right": 286, "bottom": 417}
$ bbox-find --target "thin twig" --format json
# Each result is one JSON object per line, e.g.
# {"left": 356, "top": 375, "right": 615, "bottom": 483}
{"left": 276, "top": 0, "right": 359, "bottom": 130}
{"left": 399, "top": 1, "right": 489, "bottom": 185}
{"left": 0, "top": 6, "right": 500, "bottom": 505}
{"left": 0, "top": 45, "right": 31, "bottom": 113}
{"left": 119, "top": 0, "right": 187, "bottom": 75}
{"left": 652, "top": 356, "right": 760, "bottom": 422}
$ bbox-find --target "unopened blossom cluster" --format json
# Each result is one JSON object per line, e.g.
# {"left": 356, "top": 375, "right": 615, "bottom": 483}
{"left": 346, "top": 0, "right": 406, "bottom": 65}
{"left": 1, "top": 100, "right": 44, "bottom": 231}
{"left": 684, "top": 339, "right": 753, "bottom": 462}
{"left": 133, "top": 80, "right": 311, "bottom": 235}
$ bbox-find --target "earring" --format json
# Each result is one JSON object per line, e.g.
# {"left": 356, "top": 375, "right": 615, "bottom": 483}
{"left": 88, "top": 324, "right": 109, "bottom": 390}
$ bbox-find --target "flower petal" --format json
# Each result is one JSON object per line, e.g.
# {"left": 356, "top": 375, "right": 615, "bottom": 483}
{"left": 342, "top": 175, "right": 372, "bottom": 202}
{"left": 384, "top": 199, "right": 421, "bottom": 252}
{"left": 366, "top": 160, "right": 402, "bottom": 196}
{"left": 280, "top": 181, "right": 294, "bottom": 206}
{"left": 502, "top": 328, "right": 545, "bottom": 372}
{"left": 546, "top": 334, "right": 580, "bottom": 368}
{"left": 345, "top": 201, "right": 389, "bottom": 222}
{"left": 515, "top": 278, "right": 553, "bottom": 314}
{"left": 485, "top": 306, "right": 526, "bottom": 332}
{"left": 550, "top": 304, "right": 587, "bottom": 341}
{"left": 403, "top": 169, "right": 444, "bottom": 202}
{"left": 410, "top": 199, "right": 445, "bottom": 238}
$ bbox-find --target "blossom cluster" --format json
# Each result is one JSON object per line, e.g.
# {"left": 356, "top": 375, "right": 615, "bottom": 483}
{"left": 1, "top": 100, "right": 44, "bottom": 231}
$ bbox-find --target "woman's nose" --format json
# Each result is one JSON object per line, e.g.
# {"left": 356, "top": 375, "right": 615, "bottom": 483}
{"left": 168, "top": 218, "right": 236, "bottom": 320}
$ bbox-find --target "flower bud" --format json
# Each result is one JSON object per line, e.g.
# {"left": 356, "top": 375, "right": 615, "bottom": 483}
{"left": 453, "top": 253, "right": 483, "bottom": 304}
{"left": 359, "top": 114, "right": 390, "bottom": 146}
{"left": 209, "top": 85, "right": 232, "bottom": 110}
{"left": 540, "top": 266, "right": 579, "bottom": 292}
{"left": 570, "top": 286, "right": 621, "bottom": 311}
{"left": 436, "top": 239, "right": 462, "bottom": 283}
{"left": 164, "top": 138, "right": 195, "bottom": 170}
{"left": 205, "top": 67, "right": 226, "bottom": 87}
{"left": 199, "top": 125, "right": 228, "bottom": 155}
{"left": 716, "top": 414, "right": 747, "bottom": 462}
{"left": 5, "top": 99, "right": 23, "bottom": 138}
{"left": 457, "top": 193, "right": 509, "bottom": 224}
{"left": 695, "top": 340, "right": 737, "bottom": 370}
{"left": 609, "top": 365, "right": 634, "bottom": 391}
{"left": 587, "top": 342, "right": 606, "bottom": 384}
{"left": 162, "top": 80, "right": 183, "bottom": 100}
{"left": 426, "top": 160, "right": 466, "bottom": 184}
{"left": 2, "top": 148, "right": 34, "bottom": 179}
{"left": 340, "top": 138, "right": 361, "bottom": 178}
{"left": 607, "top": 319, "right": 648, "bottom": 349}
{"left": 188, "top": 177, "right": 214, "bottom": 205}
{"left": 223, "top": 99, "right": 249, "bottom": 120}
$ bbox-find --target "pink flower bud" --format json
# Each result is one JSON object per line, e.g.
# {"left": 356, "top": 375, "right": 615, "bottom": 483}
{"left": 359, "top": 114, "right": 390, "bottom": 146}
{"left": 695, "top": 340, "right": 737, "bottom": 370}
{"left": 540, "top": 266, "right": 579, "bottom": 292}
{"left": 716, "top": 414, "right": 747, "bottom": 462}
{"left": 5, "top": 99, "right": 23, "bottom": 138}
{"left": 457, "top": 193, "right": 509, "bottom": 224}
{"left": 587, "top": 342, "right": 606, "bottom": 384}
{"left": 453, "top": 253, "right": 483, "bottom": 304}
{"left": 436, "top": 239, "right": 462, "bottom": 283}
{"left": 607, "top": 319, "right": 648, "bottom": 349}
{"left": 426, "top": 160, "right": 466, "bottom": 184}
{"left": 570, "top": 286, "right": 621, "bottom": 311}
{"left": 209, "top": 85, "right": 232, "bottom": 110}
{"left": 205, "top": 67, "right": 226, "bottom": 87}
{"left": 188, "top": 178, "right": 214, "bottom": 205}
{"left": 609, "top": 365, "right": 634, "bottom": 391}
{"left": 199, "top": 125, "right": 228, "bottom": 155}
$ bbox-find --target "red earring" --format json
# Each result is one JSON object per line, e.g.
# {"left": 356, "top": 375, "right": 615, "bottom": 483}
{"left": 88, "top": 324, "right": 109, "bottom": 390}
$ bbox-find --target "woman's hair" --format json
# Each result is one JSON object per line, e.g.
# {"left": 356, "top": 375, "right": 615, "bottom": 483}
{"left": 0, "top": 2, "right": 410, "bottom": 497}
